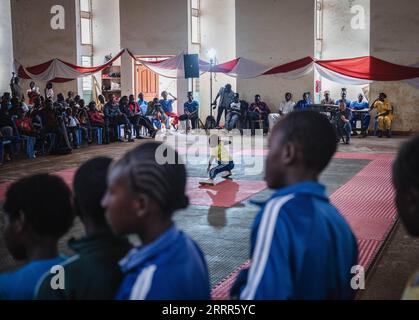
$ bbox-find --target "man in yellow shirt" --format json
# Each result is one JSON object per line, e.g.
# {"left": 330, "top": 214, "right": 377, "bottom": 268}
{"left": 370, "top": 93, "right": 393, "bottom": 138}
{"left": 200, "top": 135, "right": 235, "bottom": 186}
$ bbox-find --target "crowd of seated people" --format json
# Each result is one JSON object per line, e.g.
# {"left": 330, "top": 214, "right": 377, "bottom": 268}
{"left": 0, "top": 77, "right": 397, "bottom": 164}
{"left": 0, "top": 78, "right": 177, "bottom": 163}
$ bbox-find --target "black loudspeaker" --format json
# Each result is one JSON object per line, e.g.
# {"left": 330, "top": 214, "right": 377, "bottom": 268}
{"left": 184, "top": 54, "right": 200, "bottom": 79}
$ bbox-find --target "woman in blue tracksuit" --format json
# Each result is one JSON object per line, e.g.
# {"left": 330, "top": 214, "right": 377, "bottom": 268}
{"left": 102, "top": 142, "right": 210, "bottom": 300}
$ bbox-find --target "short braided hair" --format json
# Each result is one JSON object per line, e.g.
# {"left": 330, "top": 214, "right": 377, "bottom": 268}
{"left": 114, "top": 142, "right": 189, "bottom": 215}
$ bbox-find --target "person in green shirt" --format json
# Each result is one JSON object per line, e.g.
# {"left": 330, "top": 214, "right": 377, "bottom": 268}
{"left": 36, "top": 157, "right": 131, "bottom": 300}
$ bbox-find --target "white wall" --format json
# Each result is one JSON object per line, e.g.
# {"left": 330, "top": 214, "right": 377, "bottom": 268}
{"left": 10, "top": 0, "right": 78, "bottom": 97}
{"left": 0, "top": 0, "right": 13, "bottom": 94}
{"left": 235, "top": 0, "right": 315, "bottom": 110}
{"left": 370, "top": 0, "right": 419, "bottom": 133}
{"left": 119, "top": 0, "right": 189, "bottom": 109}
{"left": 199, "top": 0, "right": 236, "bottom": 119}
{"left": 92, "top": 0, "right": 121, "bottom": 93}
{"left": 318, "top": 0, "right": 370, "bottom": 103}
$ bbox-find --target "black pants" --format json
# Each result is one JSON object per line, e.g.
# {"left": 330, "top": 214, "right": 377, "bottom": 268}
{"left": 216, "top": 106, "right": 227, "bottom": 127}
{"left": 179, "top": 114, "right": 199, "bottom": 129}
{"left": 106, "top": 115, "right": 132, "bottom": 142}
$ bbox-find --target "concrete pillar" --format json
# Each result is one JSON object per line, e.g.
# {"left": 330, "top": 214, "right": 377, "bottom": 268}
{"left": 0, "top": 0, "right": 13, "bottom": 94}
{"left": 370, "top": 0, "right": 419, "bottom": 133}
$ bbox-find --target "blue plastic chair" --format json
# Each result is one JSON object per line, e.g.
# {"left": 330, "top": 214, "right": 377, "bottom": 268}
{"left": 75, "top": 128, "right": 82, "bottom": 146}
{"left": 0, "top": 139, "right": 12, "bottom": 164}
{"left": 92, "top": 127, "right": 103, "bottom": 145}
{"left": 11, "top": 116, "right": 36, "bottom": 159}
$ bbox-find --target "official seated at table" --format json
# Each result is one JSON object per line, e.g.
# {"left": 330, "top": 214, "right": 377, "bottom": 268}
{"left": 335, "top": 88, "right": 351, "bottom": 108}
{"left": 349, "top": 93, "right": 370, "bottom": 138}
{"left": 370, "top": 92, "right": 394, "bottom": 138}
{"left": 294, "top": 92, "right": 312, "bottom": 111}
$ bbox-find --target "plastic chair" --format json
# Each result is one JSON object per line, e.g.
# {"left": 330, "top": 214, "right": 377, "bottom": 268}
{"left": 0, "top": 139, "right": 12, "bottom": 164}
{"left": 92, "top": 127, "right": 103, "bottom": 145}
{"left": 11, "top": 116, "right": 36, "bottom": 159}
{"left": 75, "top": 128, "right": 82, "bottom": 146}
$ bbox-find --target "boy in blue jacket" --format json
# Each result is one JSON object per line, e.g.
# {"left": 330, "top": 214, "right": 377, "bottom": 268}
{"left": 102, "top": 142, "right": 210, "bottom": 300}
{"left": 232, "top": 110, "right": 358, "bottom": 300}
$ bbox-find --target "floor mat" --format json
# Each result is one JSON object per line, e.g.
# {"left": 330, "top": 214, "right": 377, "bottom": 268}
{"left": 211, "top": 155, "right": 397, "bottom": 299}
{"left": 187, "top": 178, "right": 267, "bottom": 208}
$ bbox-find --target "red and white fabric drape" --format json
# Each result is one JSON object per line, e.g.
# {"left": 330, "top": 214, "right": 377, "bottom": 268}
{"left": 14, "top": 49, "right": 419, "bottom": 87}
{"left": 15, "top": 49, "right": 125, "bottom": 83}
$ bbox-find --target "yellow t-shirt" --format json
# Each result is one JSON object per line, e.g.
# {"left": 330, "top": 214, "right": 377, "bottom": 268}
{"left": 373, "top": 100, "right": 392, "bottom": 115}
{"left": 211, "top": 143, "right": 232, "bottom": 163}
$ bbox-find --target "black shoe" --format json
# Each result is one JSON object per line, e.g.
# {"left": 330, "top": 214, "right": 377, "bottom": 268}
{"left": 386, "top": 130, "right": 391, "bottom": 138}
{"left": 378, "top": 130, "right": 383, "bottom": 138}
{"left": 151, "top": 130, "right": 158, "bottom": 139}
{"left": 361, "top": 129, "right": 368, "bottom": 138}
{"left": 352, "top": 131, "right": 358, "bottom": 136}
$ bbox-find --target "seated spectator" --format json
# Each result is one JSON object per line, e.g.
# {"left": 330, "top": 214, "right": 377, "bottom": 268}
{"left": 103, "top": 94, "right": 133, "bottom": 143}
{"left": 88, "top": 101, "right": 105, "bottom": 127}
{"left": 179, "top": 92, "right": 199, "bottom": 131}
{"left": 0, "top": 101, "right": 14, "bottom": 137}
{"left": 146, "top": 98, "right": 166, "bottom": 130}
{"left": 349, "top": 93, "right": 370, "bottom": 137}
{"left": 321, "top": 91, "right": 335, "bottom": 105}
{"left": 9, "top": 97, "right": 21, "bottom": 117}
{"left": 66, "top": 91, "right": 74, "bottom": 105}
{"left": 29, "top": 97, "right": 43, "bottom": 133}
{"left": 370, "top": 92, "right": 393, "bottom": 138}
{"left": 247, "top": 94, "right": 271, "bottom": 134}
{"left": 225, "top": 93, "right": 241, "bottom": 131}
{"left": 96, "top": 95, "right": 105, "bottom": 114}
{"left": 77, "top": 99, "right": 92, "bottom": 143}
{"left": 335, "top": 89, "right": 351, "bottom": 108}
{"left": 36, "top": 157, "right": 131, "bottom": 300}
{"left": 335, "top": 101, "right": 352, "bottom": 144}
{"left": 160, "top": 91, "right": 179, "bottom": 130}
{"left": 392, "top": 135, "right": 419, "bottom": 300}
{"left": 57, "top": 93, "right": 69, "bottom": 109}
{"left": 65, "top": 108, "right": 81, "bottom": 148}
{"left": 39, "top": 99, "right": 58, "bottom": 134}
{"left": 127, "top": 94, "right": 156, "bottom": 138}
{"left": 16, "top": 107, "right": 45, "bottom": 154}
{"left": 120, "top": 95, "right": 139, "bottom": 137}
{"left": 269, "top": 92, "right": 295, "bottom": 130}
{"left": 137, "top": 92, "right": 148, "bottom": 115}
{"left": 102, "top": 142, "right": 210, "bottom": 300}
{"left": 294, "top": 92, "right": 312, "bottom": 111}
{"left": 231, "top": 111, "right": 358, "bottom": 300}
{"left": 0, "top": 174, "right": 74, "bottom": 300}
{"left": 27, "top": 81, "right": 40, "bottom": 106}
{"left": 74, "top": 95, "right": 81, "bottom": 108}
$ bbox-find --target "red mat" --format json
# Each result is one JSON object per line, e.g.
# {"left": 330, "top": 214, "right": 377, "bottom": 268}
{"left": 211, "top": 155, "right": 397, "bottom": 299}
{"left": 0, "top": 168, "right": 77, "bottom": 202}
{"left": 187, "top": 178, "right": 267, "bottom": 208}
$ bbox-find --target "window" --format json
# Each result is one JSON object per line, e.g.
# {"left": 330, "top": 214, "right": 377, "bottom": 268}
{"left": 82, "top": 56, "right": 93, "bottom": 101}
{"left": 80, "top": 0, "right": 91, "bottom": 13}
{"left": 81, "top": 18, "right": 92, "bottom": 45}
{"left": 191, "top": 0, "right": 200, "bottom": 44}
{"left": 80, "top": 0, "right": 92, "bottom": 45}
{"left": 316, "top": 0, "right": 323, "bottom": 41}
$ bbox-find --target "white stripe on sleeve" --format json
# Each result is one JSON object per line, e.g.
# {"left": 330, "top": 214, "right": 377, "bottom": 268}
{"left": 241, "top": 194, "right": 294, "bottom": 300}
{"left": 129, "top": 265, "right": 157, "bottom": 300}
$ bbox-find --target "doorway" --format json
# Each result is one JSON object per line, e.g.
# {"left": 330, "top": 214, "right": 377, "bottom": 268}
{"left": 135, "top": 56, "right": 177, "bottom": 106}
